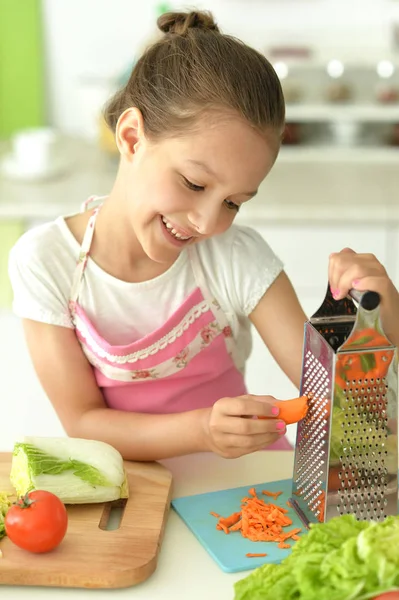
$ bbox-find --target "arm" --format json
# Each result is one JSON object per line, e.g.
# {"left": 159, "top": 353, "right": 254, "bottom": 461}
{"left": 22, "top": 320, "right": 206, "bottom": 461}
{"left": 249, "top": 271, "right": 307, "bottom": 390}
{"left": 22, "top": 320, "right": 283, "bottom": 461}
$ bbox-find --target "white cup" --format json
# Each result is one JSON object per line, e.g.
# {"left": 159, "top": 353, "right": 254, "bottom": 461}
{"left": 11, "top": 128, "right": 60, "bottom": 174}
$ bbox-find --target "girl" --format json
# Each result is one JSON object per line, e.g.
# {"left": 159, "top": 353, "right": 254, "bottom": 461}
{"left": 8, "top": 11, "right": 399, "bottom": 461}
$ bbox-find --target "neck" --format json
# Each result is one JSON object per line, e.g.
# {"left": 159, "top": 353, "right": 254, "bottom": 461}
{"left": 89, "top": 174, "right": 174, "bottom": 283}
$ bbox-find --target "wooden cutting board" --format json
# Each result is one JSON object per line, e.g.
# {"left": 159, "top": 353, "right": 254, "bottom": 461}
{"left": 0, "top": 452, "right": 173, "bottom": 589}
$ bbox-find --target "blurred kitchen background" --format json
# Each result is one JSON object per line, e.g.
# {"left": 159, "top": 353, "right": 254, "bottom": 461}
{"left": 0, "top": 0, "right": 399, "bottom": 445}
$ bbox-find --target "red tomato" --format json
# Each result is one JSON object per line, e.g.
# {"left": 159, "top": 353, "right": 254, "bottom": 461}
{"left": 5, "top": 490, "right": 68, "bottom": 553}
{"left": 373, "top": 593, "right": 399, "bottom": 600}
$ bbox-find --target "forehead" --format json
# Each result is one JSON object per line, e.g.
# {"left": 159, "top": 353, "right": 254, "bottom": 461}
{"left": 161, "top": 115, "right": 280, "bottom": 184}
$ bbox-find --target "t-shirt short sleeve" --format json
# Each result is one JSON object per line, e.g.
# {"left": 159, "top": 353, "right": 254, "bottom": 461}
{"left": 8, "top": 224, "right": 74, "bottom": 328}
{"left": 230, "top": 225, "right": 284, "bottom": 316}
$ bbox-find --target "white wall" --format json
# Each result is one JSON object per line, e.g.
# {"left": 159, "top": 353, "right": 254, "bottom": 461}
{"left": 42, "top": 0, "right": 399, "bottom": 136}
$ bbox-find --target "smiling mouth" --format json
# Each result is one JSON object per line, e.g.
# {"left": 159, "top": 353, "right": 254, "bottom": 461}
{"left": 161, "top": 216, "right": 193, "bottom": 241}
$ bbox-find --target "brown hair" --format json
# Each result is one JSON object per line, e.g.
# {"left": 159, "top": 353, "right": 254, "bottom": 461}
{"left": 104, "top": 10, "right": 285, "bottom": 139}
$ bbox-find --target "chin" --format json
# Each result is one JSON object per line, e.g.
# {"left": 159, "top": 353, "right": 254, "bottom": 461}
{"left": 144, "top": 244, "right": 181, "bottom": 264}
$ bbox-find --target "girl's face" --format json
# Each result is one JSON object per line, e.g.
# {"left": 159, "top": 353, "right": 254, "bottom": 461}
{"left": 120, "top": 112, "right": 280, "bottom": 265}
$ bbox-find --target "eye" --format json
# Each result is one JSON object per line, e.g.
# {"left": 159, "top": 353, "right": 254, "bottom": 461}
{"left": 182, "top": 177, "right": 204, "bottom": 192}
{"left": 224, "top": 199, "right": 240, "bottom": 211}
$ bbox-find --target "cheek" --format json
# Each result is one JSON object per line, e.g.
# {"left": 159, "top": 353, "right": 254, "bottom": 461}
{"left": 215, "top": 209, "right": 237, "bottom": 233}
{"left": 155, "top": 178, "right": 190, "bottom": 211}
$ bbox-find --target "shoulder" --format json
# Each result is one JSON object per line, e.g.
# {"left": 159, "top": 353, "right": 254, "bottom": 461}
{"left": 9, "top": 217, "right": 77, "bottom": 274}
{"left": 8, "top": 217, "right": 78, "bottom": 327}
{"left": 196, "top": 224, "right": 284, "bottom": 316}
{"left": 197, "top": 224, "right": 280, "bottom": 269}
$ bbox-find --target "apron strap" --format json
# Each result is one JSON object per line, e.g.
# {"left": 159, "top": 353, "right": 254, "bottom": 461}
{"left": 69, "top": 203, "right": 102, "bottom": 308}
{"left": 188, "top": 245, "right": 241, "bottom": 369}
{"left": 79, "top": 195, "right": 107, "bottom": 213}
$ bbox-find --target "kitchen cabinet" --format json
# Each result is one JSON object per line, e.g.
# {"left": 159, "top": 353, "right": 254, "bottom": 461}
{"left": 253, "top": 223, "right": 389, "bottom": 294}
{"left": 387, "top": 226, "right": 399, "bottom": 286}
{"left": 0, "top": 312, "right": 64, "bottom": 450}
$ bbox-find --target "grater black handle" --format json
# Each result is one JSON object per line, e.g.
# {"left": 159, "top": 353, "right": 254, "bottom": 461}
{"left": 349, "top": 289, "right": 380, "bottom": 311}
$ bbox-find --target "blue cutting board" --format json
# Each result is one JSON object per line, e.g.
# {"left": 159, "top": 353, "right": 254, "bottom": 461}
{"left": 172, "top": 478, "right": 302, "bottom": 573}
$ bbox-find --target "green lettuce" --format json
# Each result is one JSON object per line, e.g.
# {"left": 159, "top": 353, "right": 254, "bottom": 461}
{"left": 0, "top": 492, "right": 11, "bottom": 540}
{"left": 234, "top": 514, "right": 399, "bottom": 600}
{"left": 329, "top": 405, "right": 386, "bottom": 464}
{"left": 10, "top": 436, "right": 129, "bottom": 504}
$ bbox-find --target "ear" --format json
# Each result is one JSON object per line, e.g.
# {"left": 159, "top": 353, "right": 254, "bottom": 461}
{"left": 115, "top": 107, "right": 145, "bottom": 160}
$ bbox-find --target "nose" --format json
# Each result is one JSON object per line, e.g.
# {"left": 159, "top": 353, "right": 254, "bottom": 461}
{"left": 188, "top": 197, "right": 221, "bottom": 236}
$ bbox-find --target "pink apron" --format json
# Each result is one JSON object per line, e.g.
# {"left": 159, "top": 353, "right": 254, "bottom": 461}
{"left": 68, "top": 200, "right": 291, "bottom": 450}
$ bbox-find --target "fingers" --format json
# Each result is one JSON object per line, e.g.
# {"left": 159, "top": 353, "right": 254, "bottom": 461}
{"left": 215, "top": 394, "right": 279, "bottom": 419}
{"left": 328, "top": 248, "right": 355, "bottom": 298}
{"left": 329, "top": 249, "right": 387, "bottom": 300}
{"left": 220, "top": 432, "right": 281, "bottom": 454}
{"left": 207, "top": 395, "right": 287, "bottom": 458}
{"left": 215, "top": 413, "right": 286, "bottom": 436}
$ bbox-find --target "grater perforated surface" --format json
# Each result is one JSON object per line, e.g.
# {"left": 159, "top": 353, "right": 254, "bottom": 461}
{"left": 336, "top": 368, "right": 389, "bottom": 521}
{"left": 294, "top": 344, "right": 331, "bottom": 523}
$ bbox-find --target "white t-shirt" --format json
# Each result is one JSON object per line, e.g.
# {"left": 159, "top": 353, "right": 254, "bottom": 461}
{"left": 8, "top": 215, "right": 283, "bottom": 371}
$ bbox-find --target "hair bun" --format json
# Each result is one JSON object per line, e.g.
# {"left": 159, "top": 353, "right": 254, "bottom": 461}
{"left": 157, "top": 10, "right": 220, "bottom": 35}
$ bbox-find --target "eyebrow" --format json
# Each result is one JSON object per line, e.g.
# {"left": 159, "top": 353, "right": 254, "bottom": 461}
{"left": 186, "top": 159, "right": 258, "bottom": 198}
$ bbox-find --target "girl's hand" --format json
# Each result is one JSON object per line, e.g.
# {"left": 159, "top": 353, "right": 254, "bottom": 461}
{"left": 328, "top": 247, "right": 392, "bottom": 300}
{"left": 200, "top": 395, "right": 285, "bottom": 459}
{"left": 328, "top": 247, "right": 399, "bottom": 345}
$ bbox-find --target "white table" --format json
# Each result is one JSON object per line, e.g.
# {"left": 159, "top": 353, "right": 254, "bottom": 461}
{"left": 0, "top": 444, "right": 294, "bottom": 599}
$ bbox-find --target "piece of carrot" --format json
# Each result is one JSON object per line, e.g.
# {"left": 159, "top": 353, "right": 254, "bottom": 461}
{"left": 246, "top": 553, "right": 267, "bottom": 558}
{"left": 229, "top": 520, "right": 242, "bottom": 532}
{"left": 278, "top": 542, "right": 291, "bottom": 549}
{"left": 216, "top": 522, "right": 229, "bottom": 534}
{"left": 259, "top": 395, "right": 310, "bottom": 425}
{"left": 210, "top": 511, "right": 220, "bottom": 518}
{"left": 262, "top": 490, "right": 283, "bottom": 499}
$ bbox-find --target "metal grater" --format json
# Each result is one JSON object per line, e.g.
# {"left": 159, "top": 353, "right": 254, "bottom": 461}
{"left": 290, "top": 285, "right": 398, "bottom": 528}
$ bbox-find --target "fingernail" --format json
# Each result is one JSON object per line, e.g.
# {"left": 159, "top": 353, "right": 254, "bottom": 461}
{"left": 276, "top": 421, "right": 285, "bottom": 431}
{"left": 352, "top": 279, "right": 360, "bottom": 286}
{"left": 271, "top": 406, "right": 279, "bottom": 416}
{"left": 333, "top": 289, "right": 341, "bottom": 299}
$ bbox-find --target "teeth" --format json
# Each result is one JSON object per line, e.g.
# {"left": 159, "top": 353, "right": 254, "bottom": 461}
{"left": 161, "top": 217, "right": 191, "bottom": 241}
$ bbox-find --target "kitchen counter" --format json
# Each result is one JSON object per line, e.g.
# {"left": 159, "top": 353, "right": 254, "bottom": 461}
{"left": 0, "top": 445, "right": 294, "bottom": 599}
{"left": 0, "top": 138, "right": 398, "bottom": 224}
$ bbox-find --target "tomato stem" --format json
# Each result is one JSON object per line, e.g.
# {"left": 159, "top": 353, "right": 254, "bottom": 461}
{"left": 13, "top": 492, "right": 36, "bottom": 509}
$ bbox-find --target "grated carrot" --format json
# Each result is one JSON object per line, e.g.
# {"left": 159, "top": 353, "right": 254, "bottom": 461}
{"left": 210, "top": 511, "right": 220, "bottom": 518}
{"left": 212, "top": 487, "right": 302, "bottom": 546}
{"left": 246, "top": 553, "right": 268, "bottom": 558}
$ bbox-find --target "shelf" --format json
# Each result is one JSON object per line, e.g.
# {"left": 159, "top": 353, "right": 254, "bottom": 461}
{"left": 285, "top": 104, "right": 399, "bottom": 123}
{"left": 278, "top": 145, "right": 399, "bottom": 164}
{"left": 269, "top": 56, "right": 399, "bottom": 71}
